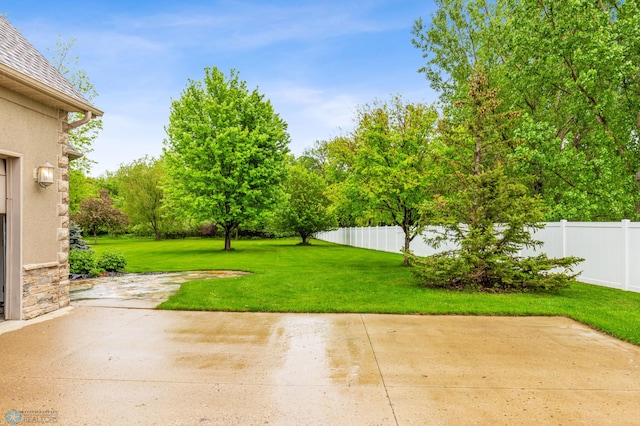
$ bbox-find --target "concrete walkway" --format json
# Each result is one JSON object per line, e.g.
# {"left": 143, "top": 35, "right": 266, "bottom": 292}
{"left": 0, "top": 308, "right": 639, "bottom": 425}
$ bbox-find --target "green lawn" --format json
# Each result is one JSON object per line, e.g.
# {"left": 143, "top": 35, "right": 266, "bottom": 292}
{"left": 93, "top": 236, "right": 640, "bottom": 345}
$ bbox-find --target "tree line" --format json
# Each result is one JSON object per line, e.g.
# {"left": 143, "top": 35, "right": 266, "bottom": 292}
{"left": 68, "top": 0, "right": 640, "bottom": 291}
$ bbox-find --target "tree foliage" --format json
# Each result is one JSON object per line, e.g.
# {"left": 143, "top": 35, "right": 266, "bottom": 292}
{"left": 410, "top": 72, "right": 582, "bottom": 292}
{"left": 413, "top": 0, "right": 640, "bottom": 220}
{"left": 48, "top": 37, "right": 103, "bottom": 174}
{"left": 164, "top": 67, "right": 290, "bottom": 250}
{"left": 72, "top": 189, "right": 129, "bottom": 244}
{"left": 69, "top": 168, "right": 97, "bottom": 213}
{"left": 69, "top": 221, "right": 90, "bottom": 251}
{"left": 347, "top": 95, "right": 441, "bottom": 265}
{"left": 117, "top": 156, "right": 166, "bottom": 240}
{"left": 302, "top": 136, "right": 362, "bottom": 227}
{"left": 274, "top": 160, "right": 336, "bottom": 245}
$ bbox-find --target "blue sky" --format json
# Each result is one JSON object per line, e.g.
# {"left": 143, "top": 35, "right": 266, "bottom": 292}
{"left": 3, "top": 1, "right": 438, "bottom": 176}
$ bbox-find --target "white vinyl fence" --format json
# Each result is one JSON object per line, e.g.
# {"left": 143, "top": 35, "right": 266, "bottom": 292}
{"left": 315, "top": 220, "right": 640, "bottom": 293}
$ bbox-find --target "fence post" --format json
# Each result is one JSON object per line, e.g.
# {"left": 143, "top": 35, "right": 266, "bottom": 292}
{"left": 560, "top": 219, "right": 567, "bottom": 258}
{"left": 623, "top": 219, "right": 630, "bottom": 291}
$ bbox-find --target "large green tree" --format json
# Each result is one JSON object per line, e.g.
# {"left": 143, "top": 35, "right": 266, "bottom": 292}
{"left": 164, "top": 67, "right": 290, "bottom": 250}
{"left": 274, "top": 160, "right": 336, "bottom": 245}
{"left": 347, "top": 96, "right": 440, "bottom": 265}
{"left": 413, "top": 0, "right": 640, "bottom": 220}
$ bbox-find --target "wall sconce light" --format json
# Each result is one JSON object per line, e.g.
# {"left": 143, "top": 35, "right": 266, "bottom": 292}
{"left": 33, "top": 161, "right": 55, "bottom": 188}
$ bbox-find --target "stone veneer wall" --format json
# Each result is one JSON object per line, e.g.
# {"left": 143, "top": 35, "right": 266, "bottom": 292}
{"left": 21, "top": 125, "right": 71, "bottom": 320}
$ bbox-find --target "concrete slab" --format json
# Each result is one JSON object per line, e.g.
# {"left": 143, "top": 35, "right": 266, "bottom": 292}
{"left": 362, "top": 315, "right": 640, "bottom": 425}
{"left": 0, "top": 308, "right": 638, "bottom": 425}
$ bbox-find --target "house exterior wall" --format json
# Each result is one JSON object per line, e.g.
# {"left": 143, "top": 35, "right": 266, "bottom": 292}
{"left": 0, "top": 84, "right": 71, "bottom": 319}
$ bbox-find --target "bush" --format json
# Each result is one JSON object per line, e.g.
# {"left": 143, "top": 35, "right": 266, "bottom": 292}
{"left": 408, "top": 251, "right": 582, "bottom": 293}
{"left": 199, "top": 222, "right": 218, "bottom": 237}
{"left": 89, "top": 268, "right": 105, "bottom": 278}
{"left": 69, "top": 249, "right": 96, "bottom": 275}
{"left": 96, "top": 250, "right": 127, "bottom": 272}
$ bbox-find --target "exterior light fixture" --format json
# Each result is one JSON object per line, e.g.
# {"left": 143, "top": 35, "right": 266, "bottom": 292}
{"left": 34, "top": 161, "right": 55, "bottom": 188}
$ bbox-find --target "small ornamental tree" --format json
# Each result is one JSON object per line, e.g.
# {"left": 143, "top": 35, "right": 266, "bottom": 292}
{"left": 275, "top": 161, "right": 336, "bottom": 245}
{"left": 410, "top": 71, "right": 582, "bottom": 292}
{"left": 72, "top": 189, "right": 129, "bottom": 244}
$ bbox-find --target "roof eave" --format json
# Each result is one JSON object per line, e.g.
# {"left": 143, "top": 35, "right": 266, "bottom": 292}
{"left": 67, "top": 144, "right": 84, "bottom": 161}
{"left": 0, "top": 62, "right": 103, "bottom": 118}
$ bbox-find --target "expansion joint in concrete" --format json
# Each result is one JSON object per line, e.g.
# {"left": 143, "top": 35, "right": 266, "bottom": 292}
{"left": 359, "top": 313, "right": 399, "bottom": 426}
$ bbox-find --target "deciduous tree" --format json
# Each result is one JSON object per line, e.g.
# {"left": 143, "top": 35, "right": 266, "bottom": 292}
{"left": 48, "top": 37, "right": 103, "bottom": 174}
{"left": 412, "top": 0, "right": 640, "bottom": 220}
{"left": 68, "top": 168, "right": 96, "bottom": 212}
{"left": 303, "top": 137, "right": 363, "bottom": 227}
{"left": 117, "top": 156, "right": 166, "bottom": 240}
{"left": 164, "top": 67, "right": 289, "bottom": 250}
{"left": 274, "top": 160, "right": 336, "bottom": 245}
{"left": 347, "top": 96, "right": 440, "bottom": 265}
{"left": 72, "top": 189, "right": 129, "bottom": 244}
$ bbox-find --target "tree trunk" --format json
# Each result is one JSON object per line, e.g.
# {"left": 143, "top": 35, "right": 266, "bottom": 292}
{"left": 301, "top": 233, "right": 309, "bottom": 245}
{"left": 93, "top": 229, "right": 98, "bottom": 245}
{"left": 403, "top": 234, "right": 411, "bottom": 266}
{"left": 224, "top": 227, "right": 233, "bottom": 251}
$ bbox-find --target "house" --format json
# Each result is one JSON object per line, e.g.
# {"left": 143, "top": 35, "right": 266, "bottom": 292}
{"left": 0, "top": 15, "right": 103, "bottom": 320}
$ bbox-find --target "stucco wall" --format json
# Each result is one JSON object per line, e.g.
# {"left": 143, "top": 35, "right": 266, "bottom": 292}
{"left": 0, "top": 85, "right": 61, "bottom": 265}
{"left": 0, "top": 84, "right": 72, "bottom": 319}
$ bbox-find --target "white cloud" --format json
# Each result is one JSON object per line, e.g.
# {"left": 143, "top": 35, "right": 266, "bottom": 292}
{"left": 261, "top": 81, "right": 361, "bottom": 154}
{"left": 101, "top": 1, "right": 400, "bottom": 51}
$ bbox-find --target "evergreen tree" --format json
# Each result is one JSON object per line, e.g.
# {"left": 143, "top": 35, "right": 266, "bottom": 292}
{"left": 69, "top": 221, "right": 90, "bottom": 251}
{"left": 410, "top": 71, "right": 582, "bottom": 292}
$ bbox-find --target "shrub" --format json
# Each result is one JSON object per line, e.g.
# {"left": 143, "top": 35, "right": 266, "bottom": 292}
{"left": 96, "top": 250, "right": 127, "bottom": 272}
{"left": 89, "top": 268, "right": 105, "bottom": 278}
{"left": 408, "top": 251, "right": 582, "bottom": 293}
{"left": 69, "top": 249, "right": 96, "bottom": 275}
{"left": 199, "top": 222, "right": 218, "bottom": 237}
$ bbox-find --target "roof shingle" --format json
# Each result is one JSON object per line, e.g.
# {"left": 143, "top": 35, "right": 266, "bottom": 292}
{"left": 0, "top": 14, "right": 93, "bottom": 107}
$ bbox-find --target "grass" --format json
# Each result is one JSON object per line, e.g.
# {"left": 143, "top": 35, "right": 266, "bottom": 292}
{"left": 92, "top": 236, "right": 640, "bottom": 346}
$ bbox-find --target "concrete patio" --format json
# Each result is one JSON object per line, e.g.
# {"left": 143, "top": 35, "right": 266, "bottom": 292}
{"left": 0, "top": 306, "right": 639, "bottom": 425}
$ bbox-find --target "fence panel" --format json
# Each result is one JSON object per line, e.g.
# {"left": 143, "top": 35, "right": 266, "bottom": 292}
{"left": 520, "top": 223, "right": 563, "bottom": 257}
{"left": 315, "top": 221, "right": 640, "bottom": 293}
{"left": 564, "top": 222, "right": 624, "bottom": 290}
